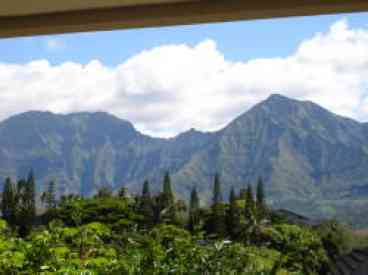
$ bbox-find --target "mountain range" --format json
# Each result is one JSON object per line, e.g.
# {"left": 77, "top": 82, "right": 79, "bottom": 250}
{"left": 1, "top": 94, "right": 368, "bottom": 227}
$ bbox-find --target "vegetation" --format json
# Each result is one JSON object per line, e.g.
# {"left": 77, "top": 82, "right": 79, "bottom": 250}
{"left": 0, "top": 170, "right": 359, "bottom": 274}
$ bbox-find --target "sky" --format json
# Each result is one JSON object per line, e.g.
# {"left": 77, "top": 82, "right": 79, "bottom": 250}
{"left": 1, "top": 12, "right": 368, "bottom": 137}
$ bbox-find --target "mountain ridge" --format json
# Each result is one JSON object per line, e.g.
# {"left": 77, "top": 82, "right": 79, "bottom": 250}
{"left": 1, "top": 94, "right": 368, "bottom": 227}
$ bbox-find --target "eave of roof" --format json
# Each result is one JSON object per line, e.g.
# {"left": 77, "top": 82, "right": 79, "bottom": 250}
{"left": 1, "top": 0, "right": 368, "bottom": 38}
{"left": 0, "top": 0, "right": 191, "bottom": 17}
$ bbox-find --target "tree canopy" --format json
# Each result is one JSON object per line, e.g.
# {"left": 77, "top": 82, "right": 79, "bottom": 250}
{"left": 0, "top": 170, "right": 351, "bottom": 274}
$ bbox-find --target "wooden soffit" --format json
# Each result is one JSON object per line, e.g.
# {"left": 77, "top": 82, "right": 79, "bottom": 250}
{"left": 1, "top": 0, "right": 368, "bottom": 38}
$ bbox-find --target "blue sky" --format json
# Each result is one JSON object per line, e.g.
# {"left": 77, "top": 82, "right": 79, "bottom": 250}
{"left": 2, "top": 12, "right": 368, "bottom": 66}
{"left": 1, "top": 12, "right": 368, "bottom": 137}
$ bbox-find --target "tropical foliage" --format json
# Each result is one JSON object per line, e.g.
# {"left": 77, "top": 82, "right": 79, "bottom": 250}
{"left": 0, "top": 171, "right": 350, "bottom": 274}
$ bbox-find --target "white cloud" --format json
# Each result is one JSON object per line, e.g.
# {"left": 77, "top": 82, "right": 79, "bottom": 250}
{"left": 46, "top": 38, "right": 66, "bottom": 51}
{"left": 1, "top": 19, "right": 368, "bottom": 137}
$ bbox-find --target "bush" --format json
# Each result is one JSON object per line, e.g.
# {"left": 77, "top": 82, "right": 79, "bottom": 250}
{"left": 261, "top": 224, "right": 328, "bottom": 274}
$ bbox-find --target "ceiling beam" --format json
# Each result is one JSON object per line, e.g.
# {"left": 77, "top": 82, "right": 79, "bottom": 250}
{"left": 1, "top": 0, "right": 368, "bottom": 38}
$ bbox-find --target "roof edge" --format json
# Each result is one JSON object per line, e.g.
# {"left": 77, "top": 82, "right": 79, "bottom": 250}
{"left": 1, "top": 0, "right": 368, "bottom": 38}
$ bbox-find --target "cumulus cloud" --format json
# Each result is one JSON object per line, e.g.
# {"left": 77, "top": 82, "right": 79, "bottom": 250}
{"left": 1, "top": 19, "right": 368, "bottom": 137}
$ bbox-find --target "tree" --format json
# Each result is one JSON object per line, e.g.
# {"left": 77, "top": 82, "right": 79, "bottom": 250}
{"left": 188, "top": 187, "right": 200, "bottom": 233}
{"left": 160, "top": 172, "right": 176, "bottom": 224}
{"left": 239, "top": 188, "right": 247, "bottom": 200}
{"left": 42, "top": 181, "right": 57, "bottom": 209}
{"left": 227, "top": 187, "right": 240, "bottom": 238}
{"left": 16, "top": 170, "right": 36, "bottom": 237}
{"left": 96, "top": 186, "right": 112, "bottom": 198}
{"left": 26, "top": 170, "right": 36, "bottom": 216}
{"left": 244, "top": 185, "right": 255, "bottom": 223}
{"left": 139, "top": 180, "right": 154, "bottom": 229}
{"left": 241, "top": 184, "right": 259, "bottom": 244}
{"left": 212, "top": 173, "right": 223, "bottom": 205}
{"left": 209, "top": 174, "right": 226, "bottom": 237}
{"left": 142, "top": 180, "right": 151, "bottom": 198}
{"left": 256, "top": 177, "right": 267, "bottom": 221}
{"left": 163, "top": 172, "right": 174, "bottom": 205}
{"left": 1, "top": 177, "right": 17, "bottom": 227}
{"left": 118, "top": 186, "right": 128, "bottom": 198}
{"left": 317, "top": 220, "right": 352, "bottom": 260}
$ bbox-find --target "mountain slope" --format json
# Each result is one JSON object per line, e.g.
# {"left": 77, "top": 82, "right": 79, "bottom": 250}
{"left": 1, "top": 95, "right": 368, "bottom": 226}
{"left": 211, "top": 95, "right": 368, "bottom": 223}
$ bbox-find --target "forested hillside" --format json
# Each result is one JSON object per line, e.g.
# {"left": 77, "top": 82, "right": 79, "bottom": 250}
{"left": 1, "top": 94, "right": 368, "bottom": 226}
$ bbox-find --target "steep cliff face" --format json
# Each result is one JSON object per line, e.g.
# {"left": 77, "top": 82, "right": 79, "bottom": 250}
{"left": 167, "top": 95, "right": 368, "bottom": 209}
{"left": 0, "top": 111, "right": 142, "bottom": 195}
{"left": 210, "top": 95, "right": 368, "bottom": 221}
{"left": 1, "top": 95, "right": 368, "bottom": 225}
